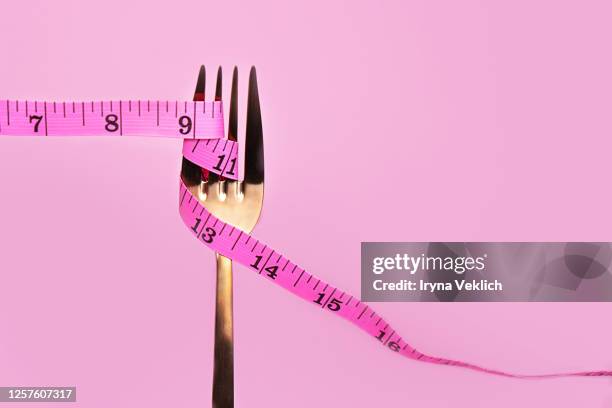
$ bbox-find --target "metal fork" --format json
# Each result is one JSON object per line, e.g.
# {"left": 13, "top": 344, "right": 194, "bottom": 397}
{"left": 181, "top": 65, "right": 264, "bottom": 408}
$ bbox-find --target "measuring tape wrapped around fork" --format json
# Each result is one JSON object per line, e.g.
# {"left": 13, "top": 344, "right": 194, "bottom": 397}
{"left": 0, "top": 97, "right": 610, "bottom": 380}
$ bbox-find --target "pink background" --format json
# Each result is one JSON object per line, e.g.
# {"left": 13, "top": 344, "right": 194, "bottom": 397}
{"left": 1, "top": 0, "right": 612, "bottom": 406}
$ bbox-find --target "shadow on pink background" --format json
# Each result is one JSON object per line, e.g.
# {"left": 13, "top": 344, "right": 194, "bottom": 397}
{"left": 1, "top": 0, "right": 612, "bottom": 406}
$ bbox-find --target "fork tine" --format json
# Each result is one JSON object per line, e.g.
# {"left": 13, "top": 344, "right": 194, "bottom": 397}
{"left": 215, "top": 66, "right": 222, "bottom": 101}
{"left": 222, "top": 67, "right": 239, "bottom": 198}
{"left": 207, "top": 67, "right": 222, "bottom": 184}
{"left": 194, "top": 65, "right": 206, "bottom": 101}
{"left": 181, "top": 65, "right": 207, "bottom": 186}
{"left": 244, "top": 66, "right": 264, "bottom": 184}
{"left": 227, "top": 67, "right": 238, "bottom": 143}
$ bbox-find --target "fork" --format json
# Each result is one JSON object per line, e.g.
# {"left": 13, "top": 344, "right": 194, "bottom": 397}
{"left": 181, "top": 65, "right": 264, "bottom": 408}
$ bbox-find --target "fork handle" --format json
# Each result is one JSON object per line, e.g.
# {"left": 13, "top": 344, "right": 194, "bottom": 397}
{"left": 212, "top": 254, "right": 234, "bottom": 408}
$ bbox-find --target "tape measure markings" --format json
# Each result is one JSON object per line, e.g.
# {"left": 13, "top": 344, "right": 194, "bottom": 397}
{"left": 0, "top": 100, "right": 223, "bottom": 139}
{"left": 0, "top": 100, "right": 238, "bottom": 179}
{"left": 1, "top": 98, "right": 611, "bottom": 379}
{"left": 177, "top": 148, "right": 612, "bottom": 380}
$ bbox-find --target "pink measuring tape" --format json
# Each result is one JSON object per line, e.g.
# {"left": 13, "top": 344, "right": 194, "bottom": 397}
{"left": 0, "top": 99, "right": 610, "bottom": 379}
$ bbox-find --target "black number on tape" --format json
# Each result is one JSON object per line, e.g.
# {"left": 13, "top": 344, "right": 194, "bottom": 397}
{"left": 376, "top": 330, "right": 400, "bottom": 352}
{"left": 226, "top": 158, "right": 237, "bottom": 175}
{"left": 105, "top": 114, "right": 119, "bottom": 132}
{"left": 327, "top": 298, "right": 342, "bottom": 311}
{"left": 314, "top": 293, "right": 343, "bottom": 311}
{"left": 250, "top": 255, "right": 263, "bottom": 269}
{"left": 201, "top": 227, "right": 216, "bottom": 243}
{"left": 264, "top": 265, "right": 278, "bottom": 279}
{"left": 250, "top": 255, "right": 279, "bottom": 279}
{"left": 213, "top": 154, "right": 225, "bottom": 172}
{"left": 29, "top": 115, "right": 43, "bottom": 133}
{"left": 179, "top": 115, "right": 192, "bottom": 135}
{"left": 191, "top": 217, "right": 202, "bottom": 233}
